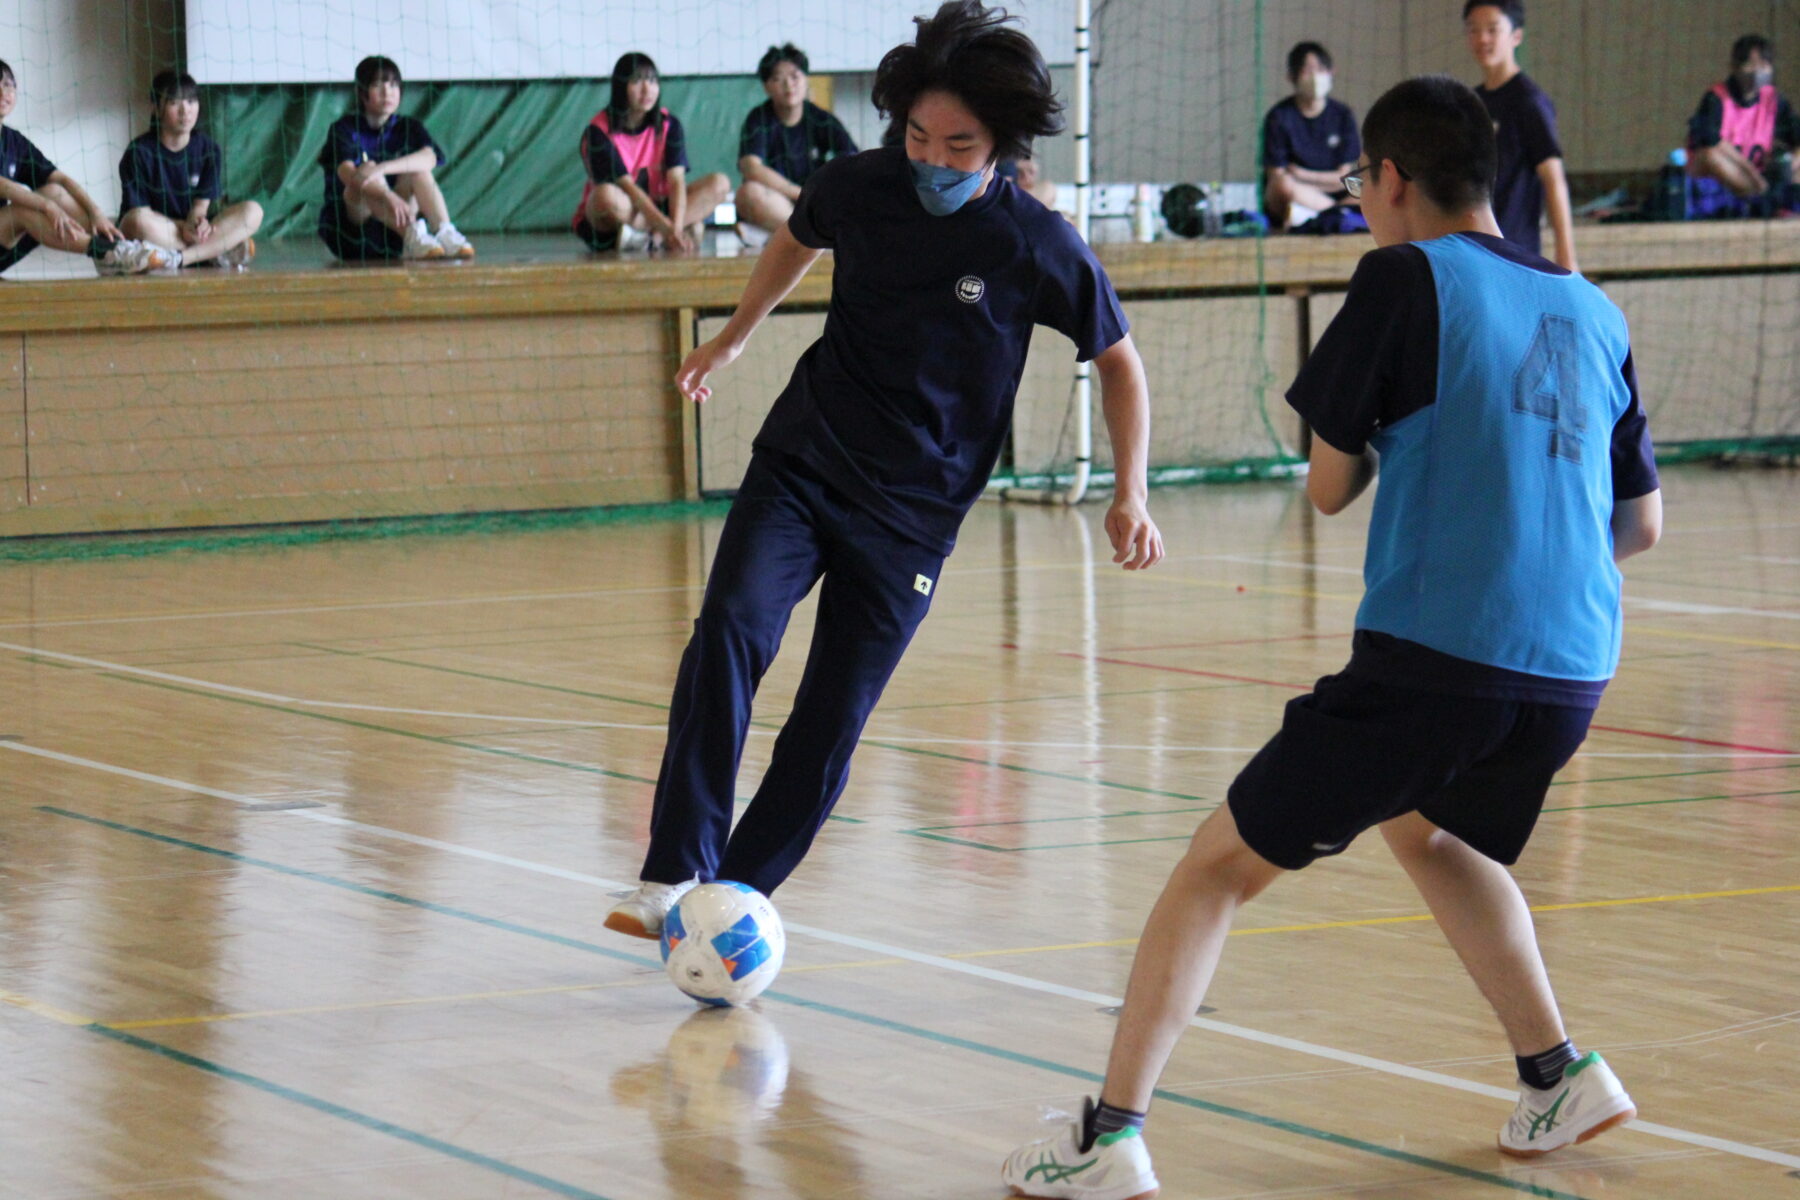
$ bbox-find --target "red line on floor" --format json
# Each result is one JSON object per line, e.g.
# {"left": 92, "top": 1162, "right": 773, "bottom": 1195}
{"left": 1105, "top": 632, "right": 1351, "bottom": 654}
{"left": 1588, "top": 725, "right": 1797, "bottom": 757}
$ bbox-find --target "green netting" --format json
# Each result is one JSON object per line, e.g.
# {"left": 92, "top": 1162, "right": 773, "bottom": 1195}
{"left": 207, "top": 76, "right": 767, "bottom": 239}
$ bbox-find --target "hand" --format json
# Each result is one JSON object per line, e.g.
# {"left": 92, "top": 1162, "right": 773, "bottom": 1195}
{"left": 650, "top": 213, "right": 684, "bottom": 250}
{"left": 43, "top": 204, "right": 82, "bottom": 245}
{"left": 1104, "top": 495, "right": 1164, "bottom": 570}
{"left": 375, "top": 187, "right": 411, "bottom": 229}
{"left": 180, "top": 217, "right": 212, "bottom": 245}
{"left": 674, "top": 334, "right": 744, "bottom": 404}
{"left": 356, "top": 160, "right": 385, "bottom": 183}
{"left": 91, "top": 213, "right": 124, "bottom": 242}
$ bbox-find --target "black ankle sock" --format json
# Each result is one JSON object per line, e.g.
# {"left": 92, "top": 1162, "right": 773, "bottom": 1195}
{"left": 1517, "top": 1040, "right": 1580, "bottom": 1091}
{"left": 1080, "top": 1097, "right": 1147, "bottom": 1152}
{"left": 86, "top": 236, "right": 118, "bottom": 260}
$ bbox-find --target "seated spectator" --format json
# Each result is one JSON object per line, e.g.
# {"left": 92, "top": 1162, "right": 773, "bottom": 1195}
{"left": 119, "top": 70, "right": 263, "bottom": 268}
{"left": 1687, "top": 34, "right": 1800, "bottom": 217}
{"left": 735, "top": 44, "right": 857, "bottom": 240}
{"left": 575, "top": 52, "right": 730, "bottom": 254}
{"left": 1262, "top": 41, "right": 1359, "bottom": 230}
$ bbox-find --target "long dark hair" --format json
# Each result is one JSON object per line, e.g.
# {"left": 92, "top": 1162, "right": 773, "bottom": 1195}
{"left": 150, "top": 68, "right": 199, "bottom": 131}
{"left": 871, "top": 0, "right": 1063, "bottom": 164}
{"left": 608, "top": 52, "right": 663, "bottom": 133}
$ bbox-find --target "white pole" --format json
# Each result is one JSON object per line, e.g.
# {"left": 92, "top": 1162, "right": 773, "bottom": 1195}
{"left": 1000, "top": 0, "right": 1093, "bottom": 506}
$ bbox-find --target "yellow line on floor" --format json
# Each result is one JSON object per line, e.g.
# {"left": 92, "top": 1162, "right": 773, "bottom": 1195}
{"left": 0, "top": 988, "right": 94, "bottom": 1026}
{"left": 946, "top": 881, "right": 1800, "bottom": 959}
{"left": 1631, "top": 626, "right": 1800, "bottom": 652}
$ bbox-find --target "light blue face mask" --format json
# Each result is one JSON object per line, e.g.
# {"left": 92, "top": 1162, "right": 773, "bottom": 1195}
{"left": 910, "top": 158, "right": 987, "bottom": 216}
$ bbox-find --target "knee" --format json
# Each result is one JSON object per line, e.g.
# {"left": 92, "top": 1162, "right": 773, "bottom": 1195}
{"left": 1379, "top": 812, "right": 1450, "bottom": 863}
{"left": 38, "top": 182, "right": 74, "bottom": 211}
{"left": 119, "top": 208, "right": 152, "bottom": 239}
{"left": 1173, "top": 808, "right": 1282, "bottom": 903}
{"left": 240, "top": 199, "right": 265, "bottom": 232}
{"left": 737, "top": 180, "right": 770, "bottom": 206}
{"left": 587, "top": 184, "right": 629, "bottom": 225}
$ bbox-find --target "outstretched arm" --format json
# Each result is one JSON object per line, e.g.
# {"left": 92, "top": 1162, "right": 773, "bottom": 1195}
{"left": 673, "top": 223, "right": 823, "bottom": 402}
{"left": 1094, "top": 334, "right": 1164, "bottom": 570}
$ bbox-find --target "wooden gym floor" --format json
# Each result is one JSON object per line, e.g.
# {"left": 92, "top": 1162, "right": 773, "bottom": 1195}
{"left": 2, "top": 463, "right": 1796, "bottom": 1199}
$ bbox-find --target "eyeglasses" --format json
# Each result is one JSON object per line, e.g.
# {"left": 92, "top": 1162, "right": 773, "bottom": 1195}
{"left": 1341, "top": 160, "right": 1411, "bottom": 199}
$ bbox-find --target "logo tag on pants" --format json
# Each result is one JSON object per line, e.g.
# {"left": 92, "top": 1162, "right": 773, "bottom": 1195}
{"left": 914, "top": 574, "right": 934, "bottom": 596}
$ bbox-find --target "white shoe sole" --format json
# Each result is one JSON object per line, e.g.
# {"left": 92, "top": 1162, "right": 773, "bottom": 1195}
{"left": 1498, "top": 1101, "right": 1636, "bottom": 1158}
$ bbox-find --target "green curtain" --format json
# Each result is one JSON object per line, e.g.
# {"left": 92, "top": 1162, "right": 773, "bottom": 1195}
{"left": 203, "top": 75, "right": 768, "bottom": 239}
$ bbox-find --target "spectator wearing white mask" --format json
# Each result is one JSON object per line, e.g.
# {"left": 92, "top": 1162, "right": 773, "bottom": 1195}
{"left": 1262, "top": 41, "right": 1361, "bottom": 230}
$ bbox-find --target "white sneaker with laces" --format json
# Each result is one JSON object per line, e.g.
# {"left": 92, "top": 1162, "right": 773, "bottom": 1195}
{"left": 604, "top": 879, "right": 697, "bottom": 940}
{"left": 1002, "top": 1099, "right": 1159, "bottom": 1200}
{"left": 433, "top": 222, "right": 475, "bottom": 259}
{"left": 615, "top": 222, "right": 651, "bottom": 253}
{"left": 97, "top": 239, "right": 175, "bottom": 275}
{"left": 403, "top": 218, "right": 445, "bottom": 260}
{"left": 1499, "top": 1051, "right": 1636, "bottom": 1157}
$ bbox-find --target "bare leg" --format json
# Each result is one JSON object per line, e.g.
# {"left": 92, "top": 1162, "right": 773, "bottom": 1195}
{"left": 1688, "top": 144, "right": 1767, "bottom": 198}
{"left": 135, "top": 201, "right": 263, "bottom": 266}
{"left": 683, "top": 171, "right": 732, "bottom": 233}
{"left": 343, "top": 180, "right": 419, "bottom": 233}
{"left": 394, "top": 172, "right": 450, "bottom": 230}
{"left": 583, "top": 182, "right": 636, "bottom": 235}
{"left": 0, "top": 196, "right": 93, "bottom": 254}
{"left": 1098, "top": 805, "right": 1285, "bottom": 1111}
{"left": 120, "top": 207, "right": 184, "bottom": 254}
{"left": 735, "top": 179, "right": 794, "bottom": 230}
{"left": 1380, "top": 812, "right": 1566, "bottom": 1054}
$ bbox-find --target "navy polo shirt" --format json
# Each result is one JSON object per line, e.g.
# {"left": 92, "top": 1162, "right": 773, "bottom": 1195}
{"left": 739, "top": 100, "right": 857, "bottom": 187}
{"left": 759, "top": 145, "right": 1128, "bottom": 553}
{"left": 1, "top": 127, "right": 56, "bottom": 193}
{"left": 1262, "top": 96, "right": 1360, "bottom": 172}
{"left": 119, "top": 130, "right": 223, "bottom": 219}
{"left": 1288, "top": 233, "right": 1658, "bottom": 706}
{"left": 1475, "top": 73, "right": 1563, "bottom": 254}
{"left": 317, "top": 113, "right": 444, "bottom": 234}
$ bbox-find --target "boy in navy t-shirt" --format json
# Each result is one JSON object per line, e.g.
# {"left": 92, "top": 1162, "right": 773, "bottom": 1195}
{"left": 1003, "top": 76, "right": 1659, "bottom": 1196}
{"left": 318, "top": 56, "right": 473, "bottom": 261}
{"left": 1466, "top": 0, "right": 1577, "bottom": 270}
{"left": 0, "top": 58, "right": 173, "bottom": 275}
{"left": 1262, "top": 41, "right": 1361, "bottom": 230}
{"left": 735, "top": 43, "right": 859, "bottom": 240}
{"left": 119, "top": 70, "right": 263, "bottom": 268}
{"left": 604, "top": 0, "right": 1163, "bottom": 938}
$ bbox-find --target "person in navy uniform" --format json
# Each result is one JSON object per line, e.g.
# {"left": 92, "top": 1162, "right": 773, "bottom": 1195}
{"left": 1003, "top": 75, "right": 1661, "bottom": 1197}
{"left": 1262, "top": 41, "right": 1361, "bottom": 230}
{"left": 735, "top": 43, "right": 859, "bottom": 239}
{"left": 604, "top": 0, "right": 1163, "bottom": 939}
{"left": 318, "top": 55, "right": 474, "bottom": 261}
{"left": 119, "top": 70, "right": 262, "bottom": 268}
{"left": 0, "top": 58, "right": 172, "bottom": 275}
{"left": 1466, "top": 0, "right": 1577, "bottom": 270}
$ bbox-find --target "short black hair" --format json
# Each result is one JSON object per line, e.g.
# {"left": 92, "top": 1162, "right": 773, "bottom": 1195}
{"left": 1362, "top": 75, "right": 1497, "bottom": 212}
{"left": 1462, "top": 0, "right": 1525, "bottom": 28}
{"left": 758, "top": 43, "right": 809, "bottom": 82}
{"left": 151, "top": 69, "right": 199, "bottom": 106}
{"left": 1732, "top": 34, "right": 1774, "bottom": 68}
{"left": 1287, "top": 42, "right": 1332, "bottom": 81}
{"left": 608, "top": 51, "right": 664, "bottom": 132}
{"left": 0, "top": 59, "right": 15, "bottom": 88}
{"left": 871, "top": 0, "right": 1064, "bottom": 165}
{"left": 355, "top": 55, "right": 402, "bottom": 92}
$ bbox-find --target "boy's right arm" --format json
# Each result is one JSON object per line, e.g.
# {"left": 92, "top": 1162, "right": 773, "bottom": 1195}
{"left": 1611, "top": 491, "right": 1662, "bottom": 561}
{"left": 674, "top": 223, "right": 822, "bottom": 402}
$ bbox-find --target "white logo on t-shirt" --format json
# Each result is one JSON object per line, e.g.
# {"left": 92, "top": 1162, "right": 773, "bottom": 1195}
{"left": 955, "top": 275, "right": 985, "bottom": 304}
{"left": 1327, "top": 133, "right": 1341, "bottom": 149}
{"left": 189, "top": 174, "right": 201, "bottom": 186}
{"left": 914, "top": 574, "right": 934, "bottom": 596}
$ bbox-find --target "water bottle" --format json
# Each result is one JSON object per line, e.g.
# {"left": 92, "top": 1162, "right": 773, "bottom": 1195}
{"left": 1656, "top": 148, "right": 1689, "bottom": 220}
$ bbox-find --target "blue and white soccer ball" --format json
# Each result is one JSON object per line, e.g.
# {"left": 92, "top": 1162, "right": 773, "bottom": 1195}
{"left": 660, "top": 881, "right": 786, "bottom": 1007}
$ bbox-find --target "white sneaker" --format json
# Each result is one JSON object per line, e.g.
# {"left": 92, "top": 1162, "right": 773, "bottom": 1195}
{"left": 1499, "top": 1052, "right": 1636, "bottom": 1158}
{"left": 615, "top": 222, "right": 651, "bottom": 253}
{"left": 604, "top": 879, "right": 697, "bottom": 940}
{"left": 218, "top": 236, "right": 256, "bottom": 269}
{"left": 403, "top": 218, "right": 445, "bottom": 260}
{"left": 433, "top": 222, "right": 475, "bottom": 259}
{"left": 735, "top": 221, "right": 771, "bottom": 249}
{"left": 1002, "top": 1099, "right": 1159, "bottom": 1200}
{"left": 96, "top": 239, "right": 175, "bottom": 275}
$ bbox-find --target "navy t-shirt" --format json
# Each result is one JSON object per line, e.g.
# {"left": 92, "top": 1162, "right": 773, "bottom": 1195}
{"left": 761, "top": 145, "right": 1129, "bottom": 553}
{"left": 739, "top": 100, "right": 857, "bottom": 187}
{"left": 1475, "top": 73, "right": 1563, "bottom": 253}
{"left": 317, "top": 113, "right": 445, "bottom": 234}
{"left": 119, "top": 130, "right": 223, "bottom": 219}
{"left": 1287, "top": 233, "right": 1658, "bottom": 707}
{"left": 1262, "top": 96, "right": 1360, "bottom": 172}
{"left": 1, "top": 127, "right": 57, "bottom": 193}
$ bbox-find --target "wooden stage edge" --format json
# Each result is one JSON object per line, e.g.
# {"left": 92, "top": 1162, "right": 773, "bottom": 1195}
{"left": 1, "top": 221, "right": 1795, "bottom": 541}
{"left": 4, "top": 220, "right": 1799, "bottom": 335}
